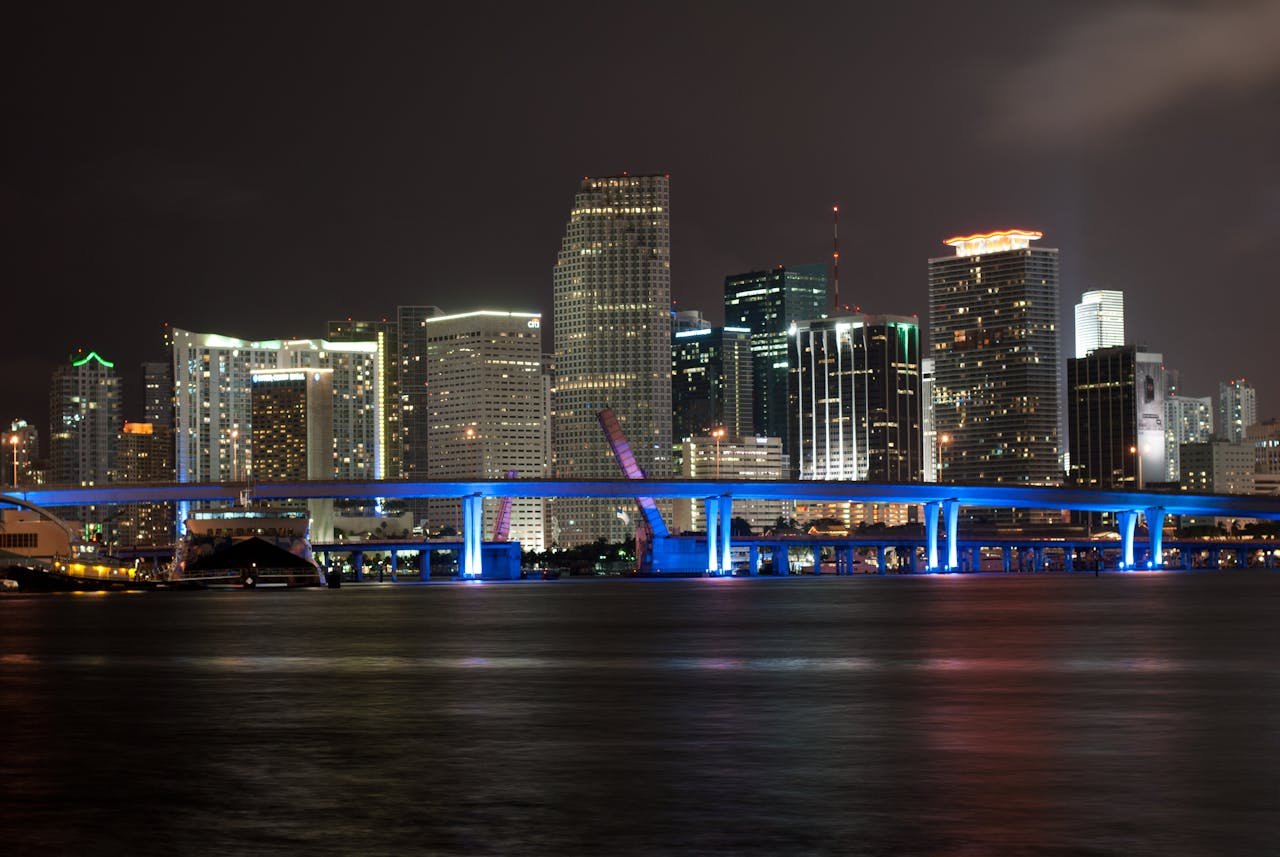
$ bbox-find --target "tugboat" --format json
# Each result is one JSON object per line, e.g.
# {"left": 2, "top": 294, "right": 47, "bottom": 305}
{"left": 0, "top": 504, "right": 146, "bottom": 592}
{"left": 171, "top": 505, "right": 323, "bottom": 589}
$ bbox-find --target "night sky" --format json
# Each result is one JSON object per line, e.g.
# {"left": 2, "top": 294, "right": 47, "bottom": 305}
{"left": 5, "top": 1, "right": 1279, "bottom": 429}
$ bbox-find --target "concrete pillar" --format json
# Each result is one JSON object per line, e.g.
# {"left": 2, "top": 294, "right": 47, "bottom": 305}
{"left": 748, "top": 544, "right": 759, "bottom": 576}
{"left": 1118, "top": 510, "right": 1138, "bottom": 570}
{"left": 704, "top": 497, "right": 720, "bottom": 574}
{"left": 812, "top": 545, "right": 822, "bottom": 575}
{"left": 419, "top": 549, "right": 430, "bottom": 581}
{"left": 1001, "top": 546, "right": 1012, "bottom": 574}
{"left": 390, "top": 549, "right": 399, "bottom": 582}
{"left": 876, "top": 544, "right": 887, "bottom": 575}
{"left": 353, "top": 551, "right": 365, "bottom": 582}
{"left": 926, "top": 502, "right": 942, "bottom": 570}
{"left": 462, "top": 494, "right": 483, "bottom": 578}
{"left": 943, "top": 500, "right": 960, "bottom": 570}
{"left": 1209, "top": 547, "right": 1220, "bottom": 570}
{"left": 719, "top": 495, "right": 733, "bottom": 576}
{"left": 1064, "top": 546, "right": 1074, "bottom": 572}
{"left": 1145, "top": 508, "right": 1166, "bottom": 570}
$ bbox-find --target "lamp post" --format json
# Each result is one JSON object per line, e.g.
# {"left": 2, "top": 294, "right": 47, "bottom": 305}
{"left": 711, "top": 426, "right": 726, "bottom": 479}
{"left": 9, "top": 434, "right": 18, "bottom": 488}
{"left": 936, "top": 433, "right": 951, "bottom": 483}
{"left": 1129, "top": 443, "right": 1144, "bottom": 490}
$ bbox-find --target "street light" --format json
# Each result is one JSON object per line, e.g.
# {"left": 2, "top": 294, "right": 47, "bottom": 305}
{"left": 710, "top": 426, "right": 727, "bottom": 479}
{"left": 936, "top": 433, "right": 951, "bottom": 482}
{"left": 1129, "top": 443, "right": 1145, "bottom": 490}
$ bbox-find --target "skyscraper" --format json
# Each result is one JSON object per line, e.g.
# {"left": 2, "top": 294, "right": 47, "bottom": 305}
{"left": 1067, "top": 346, "right": 1166, "bottom": 490}
{"left": 1218, "top": 379, "right": 1257, "bottom": 443}
{"left": 671, "top": 324, "right": 753, "bottom": 442}
{"left": 7, "top": 420, "right": 39, "bottom": 486}
{"left": 328, "top": 318, "right": 401, "bottom": 479}
{"left": 724, "top": 264, "right": 827, "bottom": 453}
{"left": 1165, "top": 394, "right": 1213, "bottom": 481}
{"left": 114, "top": 421, "right": 175, "bottom": 546}
{"left": 396, "top": 305, "right": 442, "bottom": 526}
{"left": 424, "top": 310, "right": 548, "bottom": 550}
{"left": 1073, "top": 289, "right": 1125, "bottom": 358}
{"left": 251, "top": 369, "right": 335, "bottom": 539}
{"left": 551, "top": 174, "right": 672, "bottom": 545}
{"left": 921, "top": 358, "right": 938, "bottom": 482}
{"left": 929, "top": 229, "right": 1061, "bottom": 488}
{"left": 141, "top": 361, "right": 174, "bottom": 427}
{"left": 49, "top": 350, "right": 121, "bottom": 486}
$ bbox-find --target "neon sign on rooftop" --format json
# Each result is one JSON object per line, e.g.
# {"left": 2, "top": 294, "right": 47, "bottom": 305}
{"left": 943, "top": 229, "right": 1043, "bottom": 257}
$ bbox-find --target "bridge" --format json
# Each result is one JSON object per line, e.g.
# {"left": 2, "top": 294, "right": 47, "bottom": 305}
{"left": 6, "top": 479, "right": 1280, "bottom": 578}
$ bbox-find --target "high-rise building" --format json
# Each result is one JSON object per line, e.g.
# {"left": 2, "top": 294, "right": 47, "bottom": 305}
{"left": 172, "top": 330, "right": 382, "bottom": 485}
{"left": 1248, "top": 419, "right": 1280, "bottom": 480}
{"left": 672, "top": 324, "right": 753, "bottom": 442}
{"left": 921, "top": 358, "right": 938, "bottom": 482}
{"left": 6, "top": 420, "right": 39, "bottom": 486}
{"left": 929, "top": 229, "right": 1061, "bottom": 488}
{"left": 141, "top": 361, "right": 174, "bottom": 427}
{"left": 1180, "top": 440, "right": 1255, "bottom": 495}
{"left": 1218, "top": 379, "right": 1257, "bottom": 443}
{"left": 328, "top": 318, "right": 401, "bottom": 479}
{"left": 114, "top": 422, "right": 175, "bottom": 546}
{"left": 1073, "top": 289, "right": 1125, "bottom": 358}
{"left": 1164, "top": 394, "right": 1213, "bottom": 481}
{"left": 251, "top": 369, "right": 335, "bottom": 539}
{"left": 423, "top": 310, "right": 548, "bottom": 550}
{"left": 551, "top": 174, "right": 672, "bottom": 545}
{"left": 724, "top": 264, "right": 827, "bottom": 452}
{"left": 49, "top": 350, "right": 121, "bottom": 486}
{"left": 1067, "top": 346, "right": 1166, "bottom": 490}
{"left": 396, "top": 305, "right": 443, "bottom": 526}
{"left": 672, "top": 435, "right": 792, "bottom": 533}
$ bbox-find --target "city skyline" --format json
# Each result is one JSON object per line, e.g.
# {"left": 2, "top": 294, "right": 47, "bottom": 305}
{"left": 5, "top": 3, "right": 1280, "bottom": 425}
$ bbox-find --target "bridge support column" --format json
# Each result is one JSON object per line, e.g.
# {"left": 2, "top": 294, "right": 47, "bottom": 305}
{"left": 390, "top": 550, "right": 398, "bottom": 582}
{"left": 1209, "top": 547, "right": 1220, "bottom": 570}
{"left": 719, "top": 495, "right": 733, "bottom": 575}
{"left": 924, "top": 501, "right": 940, "bottom": 571}
{"left": 461, "top": 494, "right": 483, "bottom": 578}
{"left": 704, "top": 497, "right": 720, "bottom": 574}
{"left": 419, "top": 549, "right": 431, "bottom": 581}
{"left": 1001, "top": 546, "right": 1012, "bottom": 573}
{"left": 1145, "top": 508, "right": 1165, "bottom": 570}
{"left": 748, "top": 545, "right": 759, "bottom": 576}
{"left": 876, "top": 545, "right": 887, "bottom": 575}
{"left": 943, "top": 500, "right": 960, "bottom": 570}
{"left": 1118, "top": 510, "right": 1138, "bottom": 569}
{"left": 353, "top": 551, "right": 365, "bottom": 582}
{"left": 1064, "top": 546, "right": 1074, "bottom": 572}
{"left": 812, "top": 545, "right": 822, "bottom": 575}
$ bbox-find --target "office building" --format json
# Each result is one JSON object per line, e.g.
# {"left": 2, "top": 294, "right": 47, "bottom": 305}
{"left": 928, "top": 229, "right": 1061, "bottom": 488}
{"left": 7, "top": 420, "right": 39, "bottom": 486}
{"left": 1218, "top": 379, "right": 1257, "bottom": 443}
{"left": 423, "top": 310, "right": 548, "bottom": 550}
{"left": 724, "top": 264, "right": 827, "bottom": 453}
{"left": 551, "top": 174, "right": 672, "bottom": 545}
{"left": 1067, "top": 346, "right": 1166, "bottom": 490}
{"left": 1248, "top": 419, "right": 1280, "bottom": 476}
{"left": 1180, "top": 440, "right": 1255, "bottom": 495}
{"left": 114, "top": 422, "right": 175, "bottom": 546}
{"left": 251, "top": 369, "right": 335, "bottom": 538}
{"left": 672, "top": 324, "right": 753, "bottom": 442}
{"left": 49, "top": 350, "right": 121, "bottom": 486}
{"left": 141, "top": 361, "right": 174, "bottom": 427}
{"left": 328, "top": 318, "right": 401, "bottom": 479}
{"left": 1073, "top": 289, "right": 1125, "bottom": 358}
{"left": 1164, "top": 394, "right": 1213, "bottom": 481}
{"left": 672, "top": 435, "right": 792, "bottom": 533}
{"left": 921, "top": 358, "right": 938, "bottom": 482}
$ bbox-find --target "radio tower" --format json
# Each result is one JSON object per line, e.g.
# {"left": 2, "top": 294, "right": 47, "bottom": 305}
{"left": 832, "top": 204, "right": 840, "bottom": 312}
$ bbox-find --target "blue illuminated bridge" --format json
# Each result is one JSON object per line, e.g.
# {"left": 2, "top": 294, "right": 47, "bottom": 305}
{"left": 6, "top": 479, "right": 1280, "bottom": 578}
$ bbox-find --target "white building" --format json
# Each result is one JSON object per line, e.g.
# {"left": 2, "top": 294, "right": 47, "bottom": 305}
{"left": 1074, "top": 289, "right": 1125, "bottom": 358}
{"left": 1164, "top": 395, "right": 1213, "bottom": 481}
{"left": 921, "top": 358, "right": 937, "bottom": 482}
{"left": 172, "top": 329, "right": 383, "bottom": 485}
{"left": 1218, "top": 379, "right": 1257, "bottom": 443}
{"left": 551, "top": 174, "right": 673, "bottom": 545}
{"left": 672, "top": 435, "right": 792, "bottom": 533}
{"left": 424, "top": 311, "right": 548, "bottom": 550}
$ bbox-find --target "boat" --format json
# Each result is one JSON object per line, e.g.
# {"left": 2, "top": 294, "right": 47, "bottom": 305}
{"left": 0, "top": 506, "right": 148, "bottom": 592}
{"left": 171, "top": 506, "right": 323, "bottom": 589}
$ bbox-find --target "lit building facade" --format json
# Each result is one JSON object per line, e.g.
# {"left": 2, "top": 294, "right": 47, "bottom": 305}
{"left": 1067, "top": 346, "right": 1166, "bottom": 490}
{"left": 423, "top": 310, "right": 548, "bottom": 550}
{"left": 141, "top": 361, "right": 174, "bottom": 427}
{"left": 49, "top": 350, "right": 121, "bottom": 486}
{"left": 1180, "top": 440, "right": 1255, "bottom": 495}
{"left": 1073, "top": 289, "right": 1125, "bottom": 358}
{"left": 921, "top": 358, "right": 938, "bottom": 482}
{"left": 328, "top": 318, "right": 401, "bottom": 479}
{"left": 672, "top": 435, "right": 792, "bottom": 533}
{"left": 251, "top": 369, "right": 335, "bottom": 539}
{"left": 114, "top": 422, "right": 175, "bottom": 546}
{"left": 1164, "top": 395, "right": 1213, "bottom": 481}
{"left": 928, "top": 229, "right": 1061, "bottom": 488}
{"left": 724, "top": 264, "right": 827, "bottom": 454}
{"left": 551, "top": 174, "right": 672, "bottom": 545}
{"left": 672, "top": 324, "right": 753, "bottom": 442}
{"left": 7, "top": 420, "right": 39, "bottom": 486}
{"left": 1218, "top": 379, "right": 1257, "bottom": 443}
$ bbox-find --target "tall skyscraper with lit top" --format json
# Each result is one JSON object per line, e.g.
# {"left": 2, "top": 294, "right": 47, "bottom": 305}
{"left": 49, "top": 350, "right": 121, "bottom": 486}
{"left": 1073, "top": 289, "right": 1124, "bottom": 358}
{"left": 929, "top": 229, "right": 1061, "bottom": 488}
{"left": 551, "top": 174, "right": 672, "bottom": 545}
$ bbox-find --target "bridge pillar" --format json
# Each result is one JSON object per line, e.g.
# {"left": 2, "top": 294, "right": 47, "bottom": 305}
{"left": 1209, "top": 547, "right": 1220, "bottom": 570}
{"left": 1030, "top": 547, "right": 1042, "bottom": 572}
{"left": 943, "top": 500, "right": 960, "bottom": 570}
{"left": 419, "top": 549, "right": 430, "bottom": 581}
{"left": 1117, "top": 510, "right": 1138, "bottom": 569}
{"left": 704, "top": 497, "right": 720, "bottom": 574}
{"left": 719, "top": 495, "right": 733, "bottom": 575}
{"left": 1144, "top": 508, "right": 1165, "bottom": 570}
{"left": 924, "top": 501, "right": 940, "bottom": 571}
{"left": 389, "top": 550, "right": 398, "bottom": 582}
{"left": 748, "top": 544, "right": 759, "bottom": 576}
{"left": 1064, "top": 546, "right": 1074, "bottom": 572}
{"left": 876, "top": 544, "right": 887, "bottom": 575}
{"left": 353, "top": 551, "right": 365, "bottom": 582}
{"left": 1001, "top": 546, "right": 1012, "bottom": 573}
{"left": 812, "top": 545, "right": 822, "bottom": 575}
{"left": 461, "top": 494, "right": 483, "bottom": 578}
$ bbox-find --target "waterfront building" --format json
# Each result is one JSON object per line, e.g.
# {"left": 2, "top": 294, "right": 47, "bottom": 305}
{"left": 724, "top": 264, "right": 827, "bottom": 454}
{"left": 551, "top": 174, "right": 672, "bottom": 545}
{"left": 921, "top": 358, "right": 937, "bottom": 482}
{"left": 141, "top": 361, "right": 174, "bottom": 427}
{"left": 672, "top": 324, "right": 753, "bottom": 442}
{"left": 423, "top": 310, "right": 548, "bottom": 550}
{"left": 7, "top": 420, "right": 39, "bottom": 486}
{"left": 49, "top": 350, "right": 121, "bottom": 486}
{"left": 929, "top": 229, "right": 1061, "bottom": 489}
{"left": 791, "top": 314, "right": 922, "bottom": 527}
{"left": 328, "top": 318, "right": 401, "bottom": 479}
{"left": 1180, "top": 439, "right": 1255, "bottom": 519}
{"left": 672, "top": 435, "right": 792, "bottom": 533}
{"left": 1164, "top": 394, "right": 1214, "bottom": 481}
{"left": 1218, "top": 379, "right": 1257, "bottom": 443}
{"left": 250, "top": 368, "right": 335, "bottom": 539}
{"left": 1073, "top": 289, "right": 1125, "bottom": 358}
{"left": 171, "top": 329, "right": 382, "bottom": 486}
{"left": 114, "top": 421, "right": 175, "bottom": 546}
{"left": 1067, "top": 346, "right": 1166, "bottom": 490}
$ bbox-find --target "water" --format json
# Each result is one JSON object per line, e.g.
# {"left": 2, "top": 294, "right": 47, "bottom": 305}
{"left": 3, "top": 573, "right": 1278, "bottom": 855}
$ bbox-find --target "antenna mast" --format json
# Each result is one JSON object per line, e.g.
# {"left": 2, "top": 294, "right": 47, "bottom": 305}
{"left": 832, "top": 204, "right": 840, "bottom": 312}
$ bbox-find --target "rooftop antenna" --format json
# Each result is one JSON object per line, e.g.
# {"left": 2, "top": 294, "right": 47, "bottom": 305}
{"left": 832, "top": 204, "right": 840, "bottom": 313}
